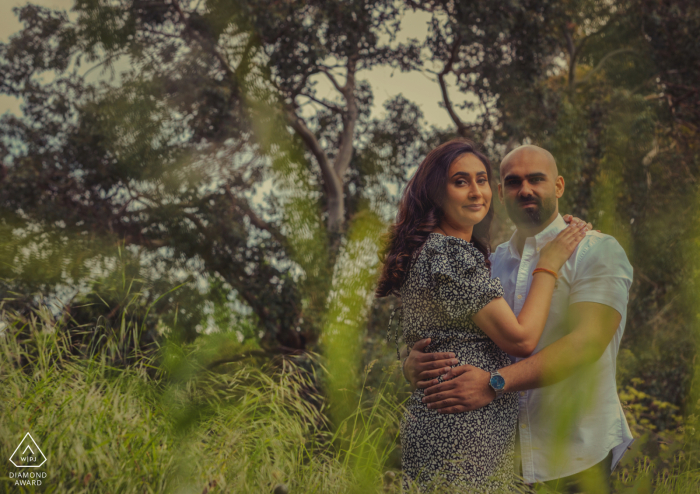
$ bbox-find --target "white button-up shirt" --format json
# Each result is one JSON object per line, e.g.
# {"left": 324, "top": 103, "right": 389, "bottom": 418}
{"left": 490, "top": 214, "right": 634, "bottom": 482}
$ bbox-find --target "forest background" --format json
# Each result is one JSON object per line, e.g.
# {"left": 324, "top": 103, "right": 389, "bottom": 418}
{"left": 0, "top": 0, "right": 699, "bottom": 492}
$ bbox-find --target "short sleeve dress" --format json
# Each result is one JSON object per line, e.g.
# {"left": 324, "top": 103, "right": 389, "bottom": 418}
{"left": 397, "top": 233, "right": 518, "bottom": 492}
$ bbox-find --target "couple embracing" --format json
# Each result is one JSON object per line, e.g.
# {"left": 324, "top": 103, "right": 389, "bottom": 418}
{"left": 376, "top": 139, "right": 633, "bottom": 493}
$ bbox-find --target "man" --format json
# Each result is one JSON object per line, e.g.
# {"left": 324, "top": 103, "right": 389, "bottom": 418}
{"left": 402, "top": 145, "right": 634, "bottom": 493}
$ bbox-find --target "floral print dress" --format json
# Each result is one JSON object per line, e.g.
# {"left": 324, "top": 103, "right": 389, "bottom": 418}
{"left": 396, "top": 233, "right": 518, "bottom": 492}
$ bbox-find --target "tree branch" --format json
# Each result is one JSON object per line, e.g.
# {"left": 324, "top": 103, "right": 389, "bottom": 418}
{"left": 223, "top": 183, "right": 287, "bottom": 246}
{"left": 122, "top": 234, "right": 169, "bottom": 249}
{"left": 319, "top": 67, "right": 344, "bottom": 93}
{"left": 575, "top": 48, "right": 637, "bottom": 86}
{"left": 286, "top": 110, "right": 344, "bottom": 230}
{"left": 140, "top": 27, "right": 182, "bottom": 40}
{"left": 565, "top": 12, "right": 627, "bottom": 88}
{"left": 299, "top": 92, "right": 344, "bottom": 113}
{"left": 333, "top": 56, "right": 359, "bottom": 180}
{"left": 564, "top": 27, "right": 577, "bottom": 87}
{"left": 437, "top": 36, "right": 470, "bottom": 138}
{"left": 170, "top": 0, "right": 234, "bottom": 79}
{"left": 83, "top": 50, "right": 130, "bottom": 78}
{"left": 578, "top": 12, "right": 625, "bottom": 46}
{"left": 183, "top": 211, "right": 207, "bottom": 233}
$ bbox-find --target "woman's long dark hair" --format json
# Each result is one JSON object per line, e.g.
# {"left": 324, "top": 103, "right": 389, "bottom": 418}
{"left": 375, "top": 139, "right": 495, "bottom": 298}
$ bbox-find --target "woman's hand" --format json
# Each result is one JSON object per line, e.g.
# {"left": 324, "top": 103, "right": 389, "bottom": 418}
{"left": 536, "top": 220, "right": 588, "bottom": 272}
{"left": 562, "top": 214, "right": 594, "bottom": 231}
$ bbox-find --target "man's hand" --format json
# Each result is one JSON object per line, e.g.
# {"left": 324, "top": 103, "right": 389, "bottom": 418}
{"left": 421, "top": 364, "right": 496, "bottom": 413}
{"left": 403, "top": 338, "right": 459, "bottom": 390}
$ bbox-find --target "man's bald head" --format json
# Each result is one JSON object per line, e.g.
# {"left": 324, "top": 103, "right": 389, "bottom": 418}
{"left": 497, "top": 144, "right": 564, "bottom": 229}
{"left": 500, "top": 145, "right": 558, "bottom": 180}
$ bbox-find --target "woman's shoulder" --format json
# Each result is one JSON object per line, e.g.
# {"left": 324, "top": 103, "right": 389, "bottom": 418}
{"left": 402, "top": 234, "right": 488, "bottom": 293}
{"left": 423, "top": 233, "right": 486, "bottom": 267}
{"left": 409, "top": 234, "right": 504, "bottom": 312}
{"left": 409, "top": 233, "right": 489, "bottom": 284}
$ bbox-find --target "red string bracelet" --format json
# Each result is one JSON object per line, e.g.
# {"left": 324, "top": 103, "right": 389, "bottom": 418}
{"left": 532, "top": 268, "right": 558, "bottom": 280}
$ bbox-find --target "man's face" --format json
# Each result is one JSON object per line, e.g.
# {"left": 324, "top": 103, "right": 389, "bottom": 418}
{"left": 498, "top": 151, "right": 563, "bottom": 227}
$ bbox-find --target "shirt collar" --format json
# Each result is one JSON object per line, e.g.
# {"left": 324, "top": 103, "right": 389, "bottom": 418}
{"left": 507, "top": 214, "right": 568, "bottom": 258}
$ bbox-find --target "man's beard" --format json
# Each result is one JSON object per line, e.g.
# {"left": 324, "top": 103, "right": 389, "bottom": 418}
{"left": 505, "top": 194, "right": 556, "bottom": 226}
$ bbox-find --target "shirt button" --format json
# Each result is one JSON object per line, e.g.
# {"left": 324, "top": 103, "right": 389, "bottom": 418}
{"left": 536, "top": 247, "right": 541, "bottom": 252}
{"left": 519, "top": 391, "right": 526, "bottom": 397}
{"left": 521, "top": 424, "right": 527, "bottom": 429}
{"left": 517, "top": 294, "right": 523, "bottom": 299}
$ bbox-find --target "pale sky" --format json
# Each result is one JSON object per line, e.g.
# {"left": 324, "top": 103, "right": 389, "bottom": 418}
{"left": 0, "top": 0, "right": 475, "bottom": 129}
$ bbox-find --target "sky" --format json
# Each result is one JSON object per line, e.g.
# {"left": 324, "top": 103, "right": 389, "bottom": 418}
{"left": 0, "top": 0, "right": 475, "bottom": 129}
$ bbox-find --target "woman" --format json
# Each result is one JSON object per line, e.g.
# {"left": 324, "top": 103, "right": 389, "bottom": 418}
{"left": 375, "top": 139, "right": 587, "bottom": 492}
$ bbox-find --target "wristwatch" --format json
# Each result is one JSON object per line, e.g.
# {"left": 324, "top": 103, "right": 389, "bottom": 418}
{"left": 488, "top": 370, "right": 506, "bottom": 398}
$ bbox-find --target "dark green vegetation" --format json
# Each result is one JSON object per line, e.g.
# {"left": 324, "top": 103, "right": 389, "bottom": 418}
{"left": 1, "top": 0, "right": 700, "bottom": 492}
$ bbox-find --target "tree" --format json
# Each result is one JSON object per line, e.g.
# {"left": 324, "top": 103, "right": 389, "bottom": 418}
{"left": 0, "top": 0, "right": 423, "bottom": 349}
{"left": 415, "top": 0, "right": 700, "bottom": 410}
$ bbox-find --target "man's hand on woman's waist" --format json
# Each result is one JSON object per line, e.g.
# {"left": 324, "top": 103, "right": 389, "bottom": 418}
{"left": 421, "top": 364, "right": 495, "bottom": 413}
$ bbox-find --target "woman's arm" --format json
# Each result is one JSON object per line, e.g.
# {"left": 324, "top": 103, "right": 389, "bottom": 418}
{"left": 472, "top": 289, "right": 552, "bottom": 357}
{"left": 401, "top": 216, "right": 592, "bottom": 387}
{"left": 471, "top": 222, "right": 587, "bottom": 357}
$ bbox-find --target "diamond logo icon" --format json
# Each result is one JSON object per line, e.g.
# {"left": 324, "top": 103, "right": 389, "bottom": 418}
{"left": 9, "top": 433, "right": 46, "bottom": 468}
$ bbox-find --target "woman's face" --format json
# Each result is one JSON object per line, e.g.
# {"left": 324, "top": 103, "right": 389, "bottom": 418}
{"left": 441, "top": 153, "right": 492, "bottom": 228}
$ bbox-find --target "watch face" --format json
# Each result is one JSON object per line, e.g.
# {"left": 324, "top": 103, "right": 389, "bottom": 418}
{"left": 490, "top": 375, "right": 505, "bottom": 390}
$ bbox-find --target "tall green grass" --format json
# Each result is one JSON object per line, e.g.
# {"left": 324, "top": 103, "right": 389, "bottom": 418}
{"left": 2, "top": 298, "right": 700, "bottom": 493}
{"left": 0, "top": 306, "right": 404, "bottom": 494}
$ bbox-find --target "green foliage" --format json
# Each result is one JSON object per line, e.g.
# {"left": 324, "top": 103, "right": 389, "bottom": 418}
{"left": 3, "top": 297, "right": 700, "bottom": 493}
{"left": 1, "top": 0, "right": 700, "bottom": 491}
{"left": 322, "top": 209, "right": 385, "bottom": 424}
{"left": 0, "top": 303, "right": 406, "bottom": 493}
{"left": 417, "top": 0, "right": 700, "bottom": 420}
{"left": 612, "top": 383, "right": 700, "bottom": 493}
{"left": 0, "top": 0, "right": 423, "bottom": 350}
